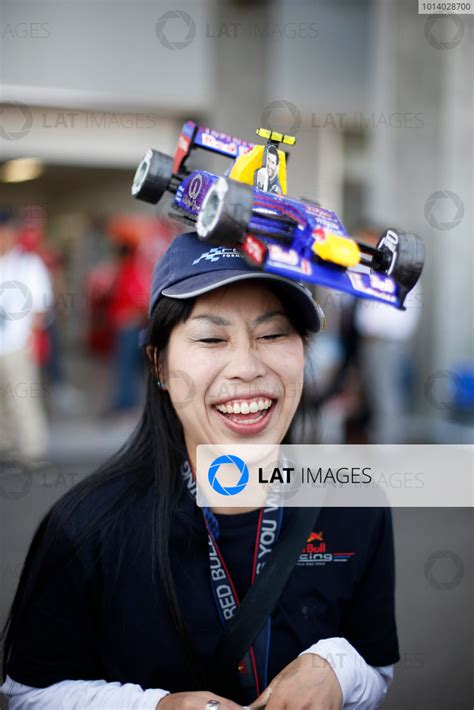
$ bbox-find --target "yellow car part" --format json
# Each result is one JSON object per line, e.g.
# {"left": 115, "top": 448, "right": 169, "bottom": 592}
{"left": 255, "top": 128, "right": 297, "bottom": 146}
{"left": 228, "top": 144, "right": 288, "bottom": 194}
{"left": 312, "top": 232, "right": 361, "bottom": 267}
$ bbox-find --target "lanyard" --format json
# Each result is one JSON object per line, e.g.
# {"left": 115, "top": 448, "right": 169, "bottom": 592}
{"left": 180, "top": 459, "right": 284, "bottom": 701}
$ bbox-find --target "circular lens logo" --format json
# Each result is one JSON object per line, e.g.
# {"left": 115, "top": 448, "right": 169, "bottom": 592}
{"left": 424, "top": 14, "right": 464, "bottom": 50}
{"left": 0, "top": 281, "right": 33, "bottom": 321}
{"left": 424, "top": 190, "right": 464, "bottom": 230}
{"left": 261, "top": 100, "right": 302, "bottom": 134}
{"left": 208, "top": 454, "right": 249, "bottom": 496}
{"left": 156, "top": 10, "right": 196, "bottom": 50}
{"left": 0, "top": 460, "right": 33, "bottom": 500}
{"left": 0, "top": 101, "right": 33, "bottom": 141}
{"left": 425, "top": 550, "right": 464, "bottom": 590}
{"left": 424, "top": 369, "right": 455, "bottom": 410}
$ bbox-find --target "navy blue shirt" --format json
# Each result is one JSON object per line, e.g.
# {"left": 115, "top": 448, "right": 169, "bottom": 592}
{"left": 6, "top": 471, "right": 399, "bottom": 703}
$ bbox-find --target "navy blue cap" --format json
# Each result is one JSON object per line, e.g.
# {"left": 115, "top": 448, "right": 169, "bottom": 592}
{"left": 141, "top": 232, "right": 324, "bottom": 345}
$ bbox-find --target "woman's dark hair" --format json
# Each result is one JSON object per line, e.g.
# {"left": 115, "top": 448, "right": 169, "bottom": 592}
{"left": 1, "top": 282, "right": 319, "bottom": 685}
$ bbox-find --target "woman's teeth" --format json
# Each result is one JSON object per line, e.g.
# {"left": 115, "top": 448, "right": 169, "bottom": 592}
{"left": 214, "top": 398, "right": 273, "bottom": 415}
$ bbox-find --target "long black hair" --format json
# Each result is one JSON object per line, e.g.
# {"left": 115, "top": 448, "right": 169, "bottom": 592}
{"left": 1, "top": 283, "right": 319, "bottom": 685}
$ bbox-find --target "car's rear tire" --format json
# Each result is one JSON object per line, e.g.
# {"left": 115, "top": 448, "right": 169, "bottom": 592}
{"left": 374, "top": 229, "right": 424, "bottom": 296}
{"left": 196, "top": 177, "right": 253, "bottom": 246}
{"left": 131, "top": 149, "right": 173, "bottom": 204}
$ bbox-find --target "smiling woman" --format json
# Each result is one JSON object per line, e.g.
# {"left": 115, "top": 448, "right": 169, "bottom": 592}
{"left": 1, "top": 233, "right": 399, "bottom": 710}
{"left": 157, "top": 285, "right": 305, "bottom": 463}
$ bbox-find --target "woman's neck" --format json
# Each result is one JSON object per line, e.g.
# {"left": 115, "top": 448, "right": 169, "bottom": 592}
{"left": 210, "top": 505, "right": 261, "bottom": 515}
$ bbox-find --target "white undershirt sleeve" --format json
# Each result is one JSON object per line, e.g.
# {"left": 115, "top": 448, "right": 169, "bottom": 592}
{"left": 0, "top": 675, "right": 170, "bottom": 710}
{"left": 298, "top": 636, "right": 394, "bottom": 709}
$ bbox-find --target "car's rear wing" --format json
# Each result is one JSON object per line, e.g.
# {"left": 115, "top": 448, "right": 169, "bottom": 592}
{"left": 173, "top": 120, "right": 255, "bottom": 172}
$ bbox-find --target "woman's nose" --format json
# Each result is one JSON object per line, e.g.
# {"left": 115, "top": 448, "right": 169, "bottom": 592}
{"left": 223, "top": 342, "right": 267, "bottom": 382}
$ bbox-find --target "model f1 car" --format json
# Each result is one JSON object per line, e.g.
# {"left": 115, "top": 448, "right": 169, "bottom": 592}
{"left": 131, "top": 121, "right": 424, "bottom": 309}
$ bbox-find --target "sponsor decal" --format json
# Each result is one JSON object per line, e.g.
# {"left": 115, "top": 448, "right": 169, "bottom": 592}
{"left": 200, "top": 129, "right": 254, "bottom": 157}
{"left": 347, "top": 272, "right": 397, "bottom": 303}
{"left": 243, "top": 235, "right": 267, "bottom": 265}
{"left": 297, "top": 530, "right": 355, "bottom": 566}
{"left": 368, "top": 272, "right": 396, "bottom": 294}
{"left": 192, "top": 246, "right": 242, "bottom": 264}
{"left": 267, "top": 244, "right": 312, "bottom": 275}
{"left": 182, "top": 173, "right": 205, "bottom": 210}
{"left": 312, "top": 228, "right": 326, "bottom": 243}
{"left": 188, "top": 174, "right": 203, "bottom": 200}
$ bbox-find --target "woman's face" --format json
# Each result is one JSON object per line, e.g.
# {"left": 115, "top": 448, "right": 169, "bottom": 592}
{"left": 162, "top": 281, "right": 305, "bottom": 468}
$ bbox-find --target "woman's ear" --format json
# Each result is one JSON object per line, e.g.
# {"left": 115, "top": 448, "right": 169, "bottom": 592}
{"left": 146, "top": 345, "right": 156, "bottom": 372}
{"left": 146, "top": 345, "right": 160, "bottom": 379}
{"left": 146, "top": 346, "right": 167, "bottom": 388}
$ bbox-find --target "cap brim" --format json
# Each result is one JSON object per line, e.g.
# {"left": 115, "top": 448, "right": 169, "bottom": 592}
{"left": 161, "top": 269, "right": 325, "bottom": 333}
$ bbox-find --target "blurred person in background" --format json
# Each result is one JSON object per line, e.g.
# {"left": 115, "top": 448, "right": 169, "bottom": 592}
{"left": 18, "top": 205, "right": 85, "bottom": 416}
{"left": 354, "top": 224, "right": 422, "bottom": 444}
{"left": 303, "top": 224, "right": 421, "bottom": 446}
{"left": 0, "top": 208, "right": 53, "bottom": 461}
{"left": 104, "top": 217, "right": 150, "bottom": 415}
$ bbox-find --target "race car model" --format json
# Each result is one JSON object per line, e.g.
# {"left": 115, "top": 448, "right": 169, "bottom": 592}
{"left": 131, "top": 121, "right": 424, "bottom": 309}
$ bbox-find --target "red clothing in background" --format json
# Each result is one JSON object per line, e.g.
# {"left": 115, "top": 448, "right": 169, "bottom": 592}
{"left": 107, "top": 255, "right": 150, "bottom": 328}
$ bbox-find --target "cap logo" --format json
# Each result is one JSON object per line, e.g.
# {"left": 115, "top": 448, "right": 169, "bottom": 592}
{"left": 192, "top": 247, "right": 242, "bottom": 265}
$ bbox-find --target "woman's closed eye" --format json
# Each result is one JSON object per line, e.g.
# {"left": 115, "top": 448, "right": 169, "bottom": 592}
{"left": 193, "top": 330, "right": 291, "bottom": 344}
{"left": 258, "top": 331, "right": 289, "bottom": 341}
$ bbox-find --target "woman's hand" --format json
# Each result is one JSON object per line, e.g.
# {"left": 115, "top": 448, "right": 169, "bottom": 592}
{"left": 157, "top": 690, "right": 243, "bottom": 709}
{"left": 250, "top": 653, "right": 343, "bottom": 710}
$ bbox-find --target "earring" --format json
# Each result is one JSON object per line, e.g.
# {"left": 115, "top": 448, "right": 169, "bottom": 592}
{"left": 152, "top": 348, "right": 167, "bottom": 390}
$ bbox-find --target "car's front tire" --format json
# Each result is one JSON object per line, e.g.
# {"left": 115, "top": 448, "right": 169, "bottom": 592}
{"left": 374, "top": 229, "right": 424, "bottom": 296}
{"left": 196, "top": 177, "right": 253, "bottom": 246}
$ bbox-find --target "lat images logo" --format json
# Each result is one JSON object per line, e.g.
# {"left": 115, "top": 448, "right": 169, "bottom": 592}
{"left": 208, "top": 454, "right": 249, "bottom": 496}
{"left": 298, "top": 531, "right": 355, "bottom": 567}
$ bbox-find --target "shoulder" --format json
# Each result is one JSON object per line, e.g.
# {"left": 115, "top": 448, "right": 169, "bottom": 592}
{"left": 12, "top": 249, "right": 46, "bottom": 271}
{"left": 44, "top": 467, "right": 152, "bottom": 550}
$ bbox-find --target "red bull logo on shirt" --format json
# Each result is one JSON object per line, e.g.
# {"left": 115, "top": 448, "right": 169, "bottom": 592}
{"left": 298, "top": 531, "right": 355, "bottom": 566}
